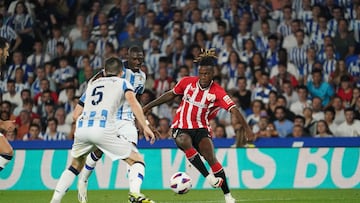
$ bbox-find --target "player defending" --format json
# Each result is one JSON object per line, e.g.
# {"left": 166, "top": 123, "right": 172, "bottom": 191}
{"left": 0, "top": 37, "right": 15, "bottom": 172}
{"left": 50, "top": 57, "right": 156, "bottom": 203}
{"left": 77, "top": 46, "right": 155, "bottom": 203}
{"left": 143, "top": 49, "right": 254, "bottom": 203}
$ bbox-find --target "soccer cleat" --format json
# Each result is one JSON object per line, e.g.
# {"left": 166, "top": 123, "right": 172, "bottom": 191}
{"left": 128, "top": 192, "right": 155, "bottom": 203}
{"left": 77, "top": 179, "right": 88, "bottom": 203}
{"left": 225, "top": 194, "right": 236, "bottom": 203}
{"left": 206, "top": 175, "right": 224, "bottom": 188}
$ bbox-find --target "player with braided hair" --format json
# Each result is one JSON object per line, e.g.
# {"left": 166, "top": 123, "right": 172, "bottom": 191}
{"left": 143, "top": 48, "right": 254, "bottom": 203}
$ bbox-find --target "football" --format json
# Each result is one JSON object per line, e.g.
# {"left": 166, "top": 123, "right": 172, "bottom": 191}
{"left": 169, "top": 172, "right": 192, "bottom": 194}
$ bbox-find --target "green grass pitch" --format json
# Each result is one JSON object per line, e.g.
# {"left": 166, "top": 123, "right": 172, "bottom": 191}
{"left": 0, "top": 189, "right": 358, "bottom": 203}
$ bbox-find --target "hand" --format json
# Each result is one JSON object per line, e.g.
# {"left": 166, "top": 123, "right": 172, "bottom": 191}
{"left": 246, "top": 127, "right": 256, "bottom": 142}
{"left": 142, "top": 106, "right": 150, "bottom": 115}
{"left": 148, "top": 124, "right": 161, "bottom": 139}
{"left": 0, "top": 120, "right": 15, "bottom": 132}
{"left": 143, "top": 126, "right": 156, "bottom": 144}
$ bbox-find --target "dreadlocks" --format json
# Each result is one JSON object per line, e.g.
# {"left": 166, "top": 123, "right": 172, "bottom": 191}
{"left": 194, "top": 48, "right": 217, "bottom": 66}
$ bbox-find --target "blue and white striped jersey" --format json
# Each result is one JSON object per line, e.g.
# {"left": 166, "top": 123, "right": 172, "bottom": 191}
{"left": 117, "top": 64, "right": 146, "bottom": 121}
{"left": 78, "top": 76, "right": 134, "bottom": 129}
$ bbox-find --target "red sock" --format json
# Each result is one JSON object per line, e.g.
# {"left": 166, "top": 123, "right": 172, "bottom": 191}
{"left": 184, "top": 148, "right": 198, "bottom": 159}
{"left": 211, "top": 162, "right": 223, "bottom": 174}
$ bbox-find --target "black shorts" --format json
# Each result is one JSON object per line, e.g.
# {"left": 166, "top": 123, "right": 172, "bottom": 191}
{"left": 172, "top": 128, "right": 211, "bottom": 151}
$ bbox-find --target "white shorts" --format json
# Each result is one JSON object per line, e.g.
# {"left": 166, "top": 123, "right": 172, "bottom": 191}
{"left": 71, "top": 122, "right": 132, "bottom": 161}
{"left": 116, "top": 120, "right": 138, "bottom": 145}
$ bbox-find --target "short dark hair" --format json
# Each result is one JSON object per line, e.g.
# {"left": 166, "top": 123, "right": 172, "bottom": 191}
{"left": 104, "top": 57, "right": 122, "bottom": 76}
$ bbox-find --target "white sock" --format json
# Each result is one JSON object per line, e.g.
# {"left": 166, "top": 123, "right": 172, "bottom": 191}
{"left": 51, "top": 168, "right": 78, "bottom": 202}
{"left": 128, "top": 162, "right": 145, "bottom": 194}
{"left": 0, "top": 155, "right": 12, "bottom": 170}
{"left": 80, "top": 152, "right": 99, "bottom": 182}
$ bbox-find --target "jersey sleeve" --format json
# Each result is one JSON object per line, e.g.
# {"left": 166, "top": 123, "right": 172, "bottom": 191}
{"left": 214, "top": 88, "right": 236, "bottom": 111}
{"left": 123, "top": 79, "right": 134, "bottom": 92}
{"left": 173, "top": 77, "right": 191, "bottom": 95}
{"left": 79, "top": 93, "right": 86, "bottom": 107}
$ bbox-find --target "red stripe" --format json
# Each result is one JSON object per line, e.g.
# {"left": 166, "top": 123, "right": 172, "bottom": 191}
{"left": 211, "top": 162, "right": 223, "bottom": 174}
{"left": 184, "top": 148, "right": 198, "bottom": 159}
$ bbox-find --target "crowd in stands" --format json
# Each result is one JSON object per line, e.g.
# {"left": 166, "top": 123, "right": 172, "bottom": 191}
{"left": 1, "top": 0, "right": 360, "bottom": 142}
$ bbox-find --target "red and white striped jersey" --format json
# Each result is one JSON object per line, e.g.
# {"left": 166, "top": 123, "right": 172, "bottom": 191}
{"left": 171, "top": 76, "right": 236, "bottom": 130}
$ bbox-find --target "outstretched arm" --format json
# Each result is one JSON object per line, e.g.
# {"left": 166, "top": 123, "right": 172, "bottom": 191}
{"left": 230, "top": 107, "right": 255, "bottom": 143}
{"left": 0, "top": 120, "right": 15, "bottom": 131}
{"left": 143, "top": 90, "right": 177, "bottom": 114}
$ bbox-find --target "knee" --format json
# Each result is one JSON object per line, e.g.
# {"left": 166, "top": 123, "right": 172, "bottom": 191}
{"left": 3, "top": 146, "right": 13, "bottom": 157}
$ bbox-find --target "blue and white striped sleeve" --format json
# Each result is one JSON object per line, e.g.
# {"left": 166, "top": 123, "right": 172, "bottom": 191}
{"left": 79, "top": 93, "right": 86, "bottom": 107}
{"left": 122, "top": 80, "right": 134, "bottom": 93}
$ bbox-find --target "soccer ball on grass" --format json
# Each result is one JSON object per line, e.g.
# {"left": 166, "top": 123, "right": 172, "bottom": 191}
{"left": 169, "top": 172, "right": 192, "bottom": 194}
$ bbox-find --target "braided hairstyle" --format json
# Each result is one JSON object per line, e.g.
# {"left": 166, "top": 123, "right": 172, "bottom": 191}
{"left": 194, "top": 48, "right": 217, "bottom": 66}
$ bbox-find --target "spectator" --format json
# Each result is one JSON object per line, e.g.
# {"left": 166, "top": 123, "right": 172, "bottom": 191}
{"left": 76, "top": 41, "right": 102, "bottom": 70}
{"left": 26, "top": 39, "right": 51, "bottom": 70}
{"left": 270, "top": 63, "right": 298, "bottom": 93}
{"left": 235, "top": 19, "right": 255, "bottom": 52}
{"left": 221, "top": 51, "right": 241, "bottom": 90}
{"left": 273, "top": 106, "right": 294, "bottom": 138}
{"left": 233, "top": 76, "right": 252, "bottom": 112}
{"left": 6, "top": 1, "right": 34, "bottom": 54}
{"left": 307, "top": 69, "right": 334, "bottom": 106}
{"left": 110, "top": 0, "right": 135, "bottom": 34}
{"left": 252, "top": 71, "right": 277, "bottom": 104}
{"left": 246, "top": 100, "right": 265, "bottom": 126}
{"left": 282, "top": 80, "right": 299, "bottom": 108}
{"left": 314, "top": 119, "right": 333, "bottom": 138}
{"left": 351, "top": 87, "right": 360, "bottom": 108}
{"left": 46, "top": 25, "right": 71, "bottom": 59}
{"left": 52, "top": 57, "right": 76, "bottom": 89}
{"left": 335, "top": 107, "right": 360, "bottom": 137}
{"left": 31, "top": 66, "right": 56, "bottom": 97}
{"left": 287, "top": 124, "right": 305, "bottom": 138}
{"left": 0, "top": 14, "right": 21, "bottom": 52}
{"left": 251, "top": 5, "right": 277, "bottom": 36}
{"left": 95, "top": 23, "right": 118, "bottom": 58}
{"left": 54, "top": 107, "right": 71, "bottom": 137}
{"left": 85, "top": 0, "right": 102, "bottom": 28}
{"left": 303, "top": 107, "right": 317, "bottom": 136}
{"left": 337, "top": 75, "right": 353, "bottom": 107}
{"left": 41, "top": 117, "right": 67, "bottom": 140}
{"left": 214, "top": 124, "right": 227, "bottom": 139}
{"left": 282, "top": 19, "right": 310, "bottom": 52}
{"left": 71, "top": 25, "right": 91, "bottom": 58}
{"left": 13, "top": 68, "right": 29, "bottom": 93}
{"left": 15, "top": 109, "right": 31, "bottom": 140}
{"left": 334, "top": 18, "right": 355, "bottom": 59}
{"left": 254, "top": 115, "right": 278, "bottom": 138}
{"left": 22, "top": 123, "right": 43, "bottom": 141}
{"left": 239, "top": 38, "right": 256, "bottom": 65}
{"left": 68, "top": 14, "right": 85, "bottom": 42}
{"left": 2, "top": 79, "right": 22, "bottom": 108}
{"left": 329, "top": 59, "right": 353, "bottom": 88}
{"left": 158, "top": 117, "right": 171, "bottom": 140}
{"left": 331, "top": 96, "right": 346, "bottom": 125}
{"left": 6, "top": 50, "right": 34, "bottom": 85}
{"left": 290, "top": 85, "right": 312, "bottom": 116}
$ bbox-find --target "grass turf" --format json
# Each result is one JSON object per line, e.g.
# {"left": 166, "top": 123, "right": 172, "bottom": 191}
{"left": 0, "top": 189, "right": 359, "bottom": 203}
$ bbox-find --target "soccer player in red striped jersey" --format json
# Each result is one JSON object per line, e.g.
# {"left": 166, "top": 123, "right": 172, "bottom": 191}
{"left": 143, "top": 49, "right": 254, "bottom": 203}
{"left": 0, "top": 37, "right": 15, "bottom": 172}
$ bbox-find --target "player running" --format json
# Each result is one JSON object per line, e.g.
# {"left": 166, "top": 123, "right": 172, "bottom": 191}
{"left": 77, "top": 46, "right": 158, "bottom": 203}
{"left": 143, "top": 49, "right": 255, "bottom": 203}
{"left": 50, "top": 57, "right": 155, "bottom": 203}
{"left": 0, "top": 37, "right": 15, "bottom": 172}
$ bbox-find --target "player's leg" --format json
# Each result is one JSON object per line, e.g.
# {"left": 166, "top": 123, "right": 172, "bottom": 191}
{"left": 0, "top": 134, "right": 13, "bottom": 171}
{"left": 78, "top": 148, "right": 103, "bottom": 202}
{"left": 197, "top": 136, "right": 235, "bottom": 203}
{"left": 50, "top": 156, "right": 86, "bottom": 203}
{"left": 173, "top": 129, "right": 221, "bottom": 186}
{"left": 124, "top": 149, "right": 154, "bottom": 203}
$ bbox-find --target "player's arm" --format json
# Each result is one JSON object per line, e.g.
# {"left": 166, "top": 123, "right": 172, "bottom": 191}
{"left": 125, "top": 90, "right": 156, "bottom": 144}
{"left": 72, "top": 104, "right": 83, "bottom": 121}
{"left": 229, "top": 107, "right": 255, "bottom": 142}
{"left": 143, "top": 90, "right": 177, "bottom": 114}
{"left": 0, "top": 120, "right": 15, "bottom": 131}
